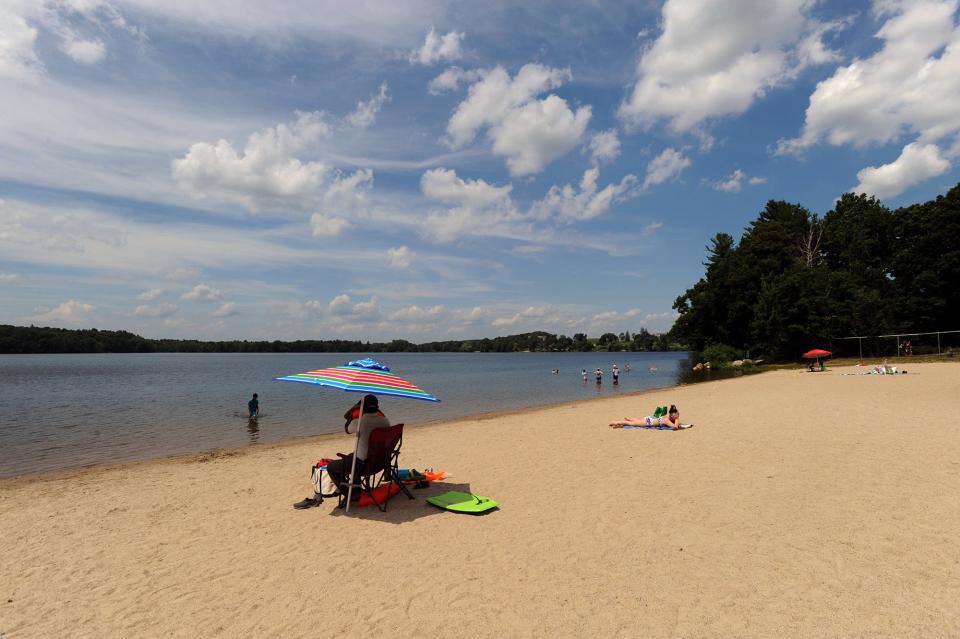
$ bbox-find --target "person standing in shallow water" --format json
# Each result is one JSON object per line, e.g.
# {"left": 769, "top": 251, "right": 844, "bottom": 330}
{"left": 612, "top": 364, "right": 620, "bottom": 385}
{"left": 248, "top": 393, "right": 259, "bottom": 418}
{"left": 595, "top": 368, "right": 603, "bottom": 384}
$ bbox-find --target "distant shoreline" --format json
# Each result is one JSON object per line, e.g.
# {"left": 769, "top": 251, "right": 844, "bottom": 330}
{"left": 0, "top": 324, "right": 682, "bottom": 355}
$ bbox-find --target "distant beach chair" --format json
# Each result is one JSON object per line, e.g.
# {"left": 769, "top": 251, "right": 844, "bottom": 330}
{"left": 337, "top": 423, "right": 413, "bottom": 512}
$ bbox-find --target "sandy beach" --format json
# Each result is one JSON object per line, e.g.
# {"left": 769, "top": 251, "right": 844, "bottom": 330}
{"left": 2, "top": 363, "right": 960, "bottom": 638}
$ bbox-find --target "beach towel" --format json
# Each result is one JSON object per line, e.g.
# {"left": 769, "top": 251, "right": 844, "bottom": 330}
{"left": 622, "top": 423, "right": 694, "bottom": 430}
{"left": 355, "top": 482, "right": 402, "bottom": 507}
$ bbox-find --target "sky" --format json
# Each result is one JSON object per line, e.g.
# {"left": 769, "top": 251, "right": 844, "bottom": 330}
{"left": 1, "top": 0, "right": 959, "bottom": 341}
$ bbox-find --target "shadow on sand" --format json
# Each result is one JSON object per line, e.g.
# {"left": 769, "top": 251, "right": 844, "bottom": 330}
{"left": 322, "top": 482, "right": 485, "bottom": 524}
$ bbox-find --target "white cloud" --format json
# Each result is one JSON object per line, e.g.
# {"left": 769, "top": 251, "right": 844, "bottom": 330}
{"left": 0, "top": 7, "right": 43, "bottom": 81}
{"left": 347, "top": 83, "right": 389, "bottom": 129}
{"left": 62, "top": 37, "right": 106, "bottom": 64}
{"left": 491, "top": 95, "right": 592, "bottom": 175}
{"left": 445, "top": 64, "right": 591, "bottom": 175}
{"left": 711, "top": 169, "right": 766, "bottom": 192}
{"left": 26, "top": 299, "right": 94, "bottom": 324}
{"left": 310, "top": 169, "right": 373, "bottom": 237}
{"left": 81, "top": 1, "right": 440, "bottom": 49}
{"left": 588, "top": 130, "right": 621, "bottom": 164}
{"left": 589, "top": 308, "right": 677, "bottom": 332}
{"left": 309, "top": 214, "right": 351, "bottom": 237}
{"left": 777, "top": 1, "right": 960, "bottom": 193}
{"left": 418, "top": 165, "right": 664, "bottom": 245}
{"left": 531, "top": 167, "right": 638, "bottom": 224}
{"left": 492, "top": 305, "right": 555, "bottom": 328}
{"left": 714, "top": 169, "right": 746, "bottom": 192}
{"left": 619, "top": 0, "right": 844, "bottom": 132}
{"left": 389, "top": 304, "right": 447, "bottom": 322}
{"left": 182, "top": 283, "right": 224, "bottom": 303}
{"left": 212, "top": 301, "right": 238, "bottom": 317}
{"left": 641, "top": 221, "right": 664, "bottom": 236}
{"left": 780, "top": 1, "right": 960, "bottom": 154}
{"left": 409, "top": 27, "right": 464, "bottom": 65}
{"left": 386, "top": 245, "right": 415, "bottom": 268}
{"left": 134, "top": 303, "right": 179, "bottom": 318}
{"left": 309, "top": 168, "right": 373, "bottom": 236}
{"left": 138, "top": 288, "right": 163, "bottom": 301}
{"left": 326, "top": 294, "right": 381, "bottom": 318}
{"left": 853, "top": 142, "right": 951, "bottom": 199}
{"left": 1, "top": 1, "right": 133, "bottom": 80}
{"left": 322, "top": 169, "right": 373, "bottom": 216}
{"left": 0, "top": 199, "right": 391, "bottom": 283}
{"left": 0, "top": 200, "right": 126, "bottom": 252}
{"left": 0, "top": 272, "right": 22, "bottom": 283}
{"left": 445, "top": 66, "right": 542, "bottom": 147}
{"left": 171, "top": 111, "right": 332, "bottom": 211}
{"left": 642, "top": 148, "right": 691, "bottom": 189}
{"left": 428, "top": 66, "right": 484, "bottom": 94}
{"left": 420, "top": 168, "right": 520, "bottom": 241}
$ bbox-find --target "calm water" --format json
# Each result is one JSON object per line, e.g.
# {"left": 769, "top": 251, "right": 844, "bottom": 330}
{"left": 0, "top": 351, "right": 693, "bottom": 477}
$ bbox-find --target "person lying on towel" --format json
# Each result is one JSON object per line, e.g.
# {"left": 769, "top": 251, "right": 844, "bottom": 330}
{"left": 609, "top": 404, "right": 685, "bottom": 430}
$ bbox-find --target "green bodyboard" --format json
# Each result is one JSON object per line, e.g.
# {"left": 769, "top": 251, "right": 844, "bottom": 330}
{"left": 426, "top": 491, "right": 498, "bottom": 514}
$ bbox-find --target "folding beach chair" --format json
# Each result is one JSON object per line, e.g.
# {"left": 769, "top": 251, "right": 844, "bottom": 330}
{"left": 337, "top": 423, "right": 414, "bottom": 512}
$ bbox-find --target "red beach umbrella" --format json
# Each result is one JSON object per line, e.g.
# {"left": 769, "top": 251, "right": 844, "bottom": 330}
{"left": 802, "top": 349, "right": 832, "bottom": 358}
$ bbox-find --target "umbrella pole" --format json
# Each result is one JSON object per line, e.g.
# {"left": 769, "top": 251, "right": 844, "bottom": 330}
{"left": 345, "top": 409, "right": 364, "bottom": 513}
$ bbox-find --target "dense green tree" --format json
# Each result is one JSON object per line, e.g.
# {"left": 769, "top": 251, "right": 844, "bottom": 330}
{"left": 672, "top": 184, "right": 960, "bottom": 360}
{"left": 890, "top": 184, "right": 960, "bottom": 332}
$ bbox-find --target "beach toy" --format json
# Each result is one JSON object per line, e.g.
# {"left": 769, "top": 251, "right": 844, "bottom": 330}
{"left": 396, "top": 468, "right": 426, "bottom": 482}
{"left": 426, "top": 491, "right": 498, "bottom": 514}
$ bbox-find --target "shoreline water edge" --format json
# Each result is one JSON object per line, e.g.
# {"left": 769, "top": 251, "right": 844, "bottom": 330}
{"left": 1, "top": 350, "right": 724, "bottom": 479}
{"left": 1, "top": 366, "right": 757, "bottom": 484}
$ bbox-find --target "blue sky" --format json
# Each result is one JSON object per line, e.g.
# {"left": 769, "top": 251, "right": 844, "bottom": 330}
{"left": 2, "top": 0, "right": 959, "bottom": 341}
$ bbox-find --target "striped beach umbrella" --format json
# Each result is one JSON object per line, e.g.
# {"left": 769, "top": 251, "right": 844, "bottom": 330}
{"left": 275, "top": 358, "right": 440, "bottom": 403}
{"left": 275, "top": 358, "right": 439, "bottom": 512}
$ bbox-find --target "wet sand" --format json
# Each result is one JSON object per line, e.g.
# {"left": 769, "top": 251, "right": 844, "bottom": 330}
{"left": 2, "top": 363, "right": 959, "bottom": 638}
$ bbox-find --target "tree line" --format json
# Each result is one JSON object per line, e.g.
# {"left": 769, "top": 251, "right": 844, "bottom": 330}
{"left": 0, "top": 326, "right": 680, "bottom": 354}
{"left": 670, "top": 183, "right": 960, "bottom": 360}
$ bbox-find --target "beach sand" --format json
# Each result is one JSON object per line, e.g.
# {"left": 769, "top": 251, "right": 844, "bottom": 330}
{"left": 2, "top": 363, "right": 960, "bottom": 638}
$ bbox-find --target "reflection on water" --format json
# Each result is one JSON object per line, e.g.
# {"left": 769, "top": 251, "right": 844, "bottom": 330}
{"left": 246, "top": 417, "right": 260, "bottom": 444}
{"left": 0, "top": 351, "right": 692, "bottom": 477}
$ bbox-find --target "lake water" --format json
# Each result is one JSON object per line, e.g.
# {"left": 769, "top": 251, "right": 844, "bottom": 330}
{"left": 0, "top": 351, "right": 694, "bottom": 477}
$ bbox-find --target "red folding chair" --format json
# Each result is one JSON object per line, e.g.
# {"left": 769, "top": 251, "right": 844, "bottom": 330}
{"left": 338, "top": 423, "right": 414, "bottom": 512}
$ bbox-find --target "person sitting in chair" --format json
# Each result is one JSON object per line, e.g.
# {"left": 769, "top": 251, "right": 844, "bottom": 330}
{"left": 294, "top": 394, "right": 389, "bottom": 509}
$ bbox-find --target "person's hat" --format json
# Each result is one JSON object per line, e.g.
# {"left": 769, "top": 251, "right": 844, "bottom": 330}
{"left": 363, "top": 394, "right": 379, "bottom": 410}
